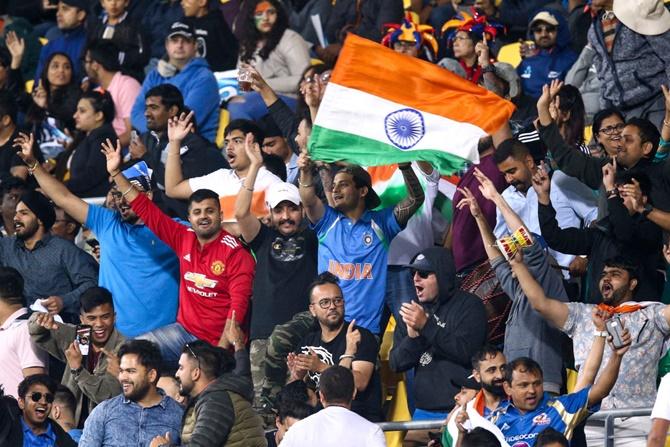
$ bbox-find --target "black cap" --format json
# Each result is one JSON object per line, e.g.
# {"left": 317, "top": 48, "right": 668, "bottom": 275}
{"left": 60, "top": 0, "right": 88, "bottom": 9}
{"left": 337, "top": 165, "right": 381, "bottom": 209}
{"left": 451, "top": 374, "right": 481, "bottom": 391}
{"left": 19, "top": 191, "right": 55, "bottom": 230}
{"left": 402, "top": 251, "right": 436, "bottom": 272}
{"left": 258, "top": 114, "right": 283, "bottom": 138}
{"left": 167, "top": 21, "right": 196, "bottom": 40}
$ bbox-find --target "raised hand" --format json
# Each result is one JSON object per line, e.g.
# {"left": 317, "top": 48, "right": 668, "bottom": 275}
{"left": 601, "top": 157, "right": 617, "bottom": 191}
{"left": 591, "top": 307, "right": 610, "bottom": 332}
{"left": 345, "top": 319, "right": 361, "bottom": 356}
{"left": 32, "top": 79, "right": 47, "bottom": 109}
{"left": 167, "top": 111, "right": 194, "bottom": 143}
{"left": 64, "top": 341, "right": 83, "bottom": 370}
{"left": 244, "top": 133, "right": 263, "bottom": 167}
{"left": 297, "top": 151, "right": 313, "bottom": 171}
{"left": 34, "top": 312, "right": 59, "bottom": 330}
{"left": 456, "top": 186, "right": 482, "bottom": 219}
{"left": 400, "top": 301, "right": 428, "bottom": 331}
{"left": 100, "top": 138, "right": 123, "bottom": 175}
{"left": 13, "top": 132, "right": 36, "bottom": 166}
{"left": 6, "top": 31, "right": 25, "bottom": 69}
{"left": 473, "top": 167, "right": 500, "bottom": 202}
{"left": 475, "top": 33, "right": 490, "bottom": 68}
{"left": 531, "top": 161, "right": 551, "bottom": 200}
{"left": 548, "top": 79, "right": 563, "bottom": 99}
{"left": 240, "top": 63, "right": 270, "bottom": 93}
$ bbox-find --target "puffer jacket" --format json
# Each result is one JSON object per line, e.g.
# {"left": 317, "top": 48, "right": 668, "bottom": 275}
{"left": 588, "top": 13, "right": 670, "bottom": 111}
{"left": 389, "top": 248, "right": 487, "bottom": 411}
{"left": 180, "top": 373, "right": 266, "bottom": 447}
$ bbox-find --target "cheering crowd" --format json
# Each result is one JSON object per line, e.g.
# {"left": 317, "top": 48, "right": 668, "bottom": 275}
{"left": 1, "top": 0, "right": 670, "bottom": 445}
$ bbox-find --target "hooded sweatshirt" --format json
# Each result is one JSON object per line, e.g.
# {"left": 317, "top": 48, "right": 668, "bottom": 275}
{"left": 180, "top": 373, "right": 266, "bottom": 447}
{"left": 517, "top": 8, "right": 577, "bottom": 99}
{"left": 389, "top": 248, "right": 487, "bottom": 411}
{"left": 130, "top": 57, "right": 220, "bottom": 142}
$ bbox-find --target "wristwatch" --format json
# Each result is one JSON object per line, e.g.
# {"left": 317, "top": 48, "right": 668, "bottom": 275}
{"left": 593, "top": 330, "right": 608, "bottom": 338}
{"left": 70, "top": 366, "right": 84, "bottom": 377}
{"left": 642, "top": 203, "right": 654, "bottom": 217}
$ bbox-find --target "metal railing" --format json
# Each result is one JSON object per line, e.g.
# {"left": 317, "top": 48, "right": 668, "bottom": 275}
{"left": 378, "top": 407, "right": 653, "bottom": 447}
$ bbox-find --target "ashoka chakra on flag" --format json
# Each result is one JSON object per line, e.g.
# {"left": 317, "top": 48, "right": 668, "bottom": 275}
{"left": 384, "top": 108, "right": 425, "bottom": 150}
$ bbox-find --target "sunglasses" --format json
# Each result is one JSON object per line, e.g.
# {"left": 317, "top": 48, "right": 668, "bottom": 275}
{"left": 313, "top": 297, "right": 344, "bottom": 309}
{"left": 29, "top": 392, "right": 54, "bottom": 403}
{"left": 185, "top": 343, "right": 201, "bottom": 369}
{"left": 412, "top": 270, "right": 433, "bottom": 279}
{"left": 532, "top": 25, "right": 557, "bottom": 34}
{"left": 598, "top": 123, "right": 625, "bottom": 136}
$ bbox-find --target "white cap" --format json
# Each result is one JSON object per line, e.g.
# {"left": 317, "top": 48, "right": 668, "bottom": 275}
{"left": 614, "top": 0, "right": 670, "bottom": 36}
{"left": 265, "top": 182, "right": 301, "bottom": 208}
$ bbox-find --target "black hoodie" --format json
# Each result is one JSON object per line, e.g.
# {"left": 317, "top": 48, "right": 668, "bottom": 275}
{"left": 389, "top": 248, "right": 487, "bottom": 411}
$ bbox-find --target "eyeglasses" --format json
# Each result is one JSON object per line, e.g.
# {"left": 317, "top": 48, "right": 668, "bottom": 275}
{"left": 303, "top": 72, "right": 331, "bottom": 84}
{"left": 313, "top": 297, "right": 344, "bottom": 309}
{"left": 598, "top": 123, "right": 625, "bottom": 136}
{"left": 29, "top": 392, "right": 55, "bottom": 404}
{"left": 532, "top": 25, "right": 557, "bottom": 34}
{"left": 412, "top": 270, "right": 433, "bottom": 279}
{"left": 185, "top": 343, "right": 200, "bottom": 369}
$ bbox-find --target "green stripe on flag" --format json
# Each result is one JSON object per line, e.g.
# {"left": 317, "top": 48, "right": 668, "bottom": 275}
{"left": 309, "top": 126, "right": 470, "bottom": 175}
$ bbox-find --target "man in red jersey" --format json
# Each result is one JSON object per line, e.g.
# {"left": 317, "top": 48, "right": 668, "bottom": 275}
{"left": 100, "top": 112, "right": 255, "bottom": 364}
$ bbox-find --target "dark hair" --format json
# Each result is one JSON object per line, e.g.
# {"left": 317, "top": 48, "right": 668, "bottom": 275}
{"left": 592, "top": 108, "right": 624, "bottom": 139}
{"left": 0, "top": 267, "right": 24, "bottom": 306}
{"left": 493, "top": 138, "right": 530, "bottom": 164}
{"left": 80, "top": 286, "right": 114, "bottom": 314}
{"left": 614, "top": 171, "right": 651, "bottom": 198}
{"left": 278, "top": 399, "right": 315, "bottom": 423}
{"left": 87, "top": 39, "right": 121, "bottom": 72}
{"left": 181, "top": 340, "right": 236, "bottom": 379}
{"left": 224, "top": 119, "right": 264, "bottom": 145}
{"left": 1, "top": 176, "right": 28, "bottom": 196}
{"left": 54, "top": 205, "right": 81, "bottom": 235}
{"left": 40, "top": 52, "right": 76, "bottom": 99}
{"left": 17, "top": 374, "right": 57, "bottom": 399}
{"left": 626, "top": 117, "right": 660, "bottom": 159}
{"left": 478, "top": 136, "right": 494, "bottom": 155}
{"left": 295, "top": 63, "right": 331, "bottom": 118}
{"left": 0, "top": 90, "right": 18, "bottom": 124}
{"left": 263, "top": 154, "right": 287, "bottom": 181}
{"left": 603, "top": 256, "right": 639, "bottom": 284}
{"left": 556, "top": 85, "right": 585, "bottom": 147}
{"left": 188, "top": 189, "right": 220, "bottom": 211}
{"left": 472, "top": 344, "right": 504, "bottom": 370}
{"left": 462, "top": 427, "right": 501, "bottom": 447}
{"left": 307, "top": 272, "right": 341, "bottom": 303}
{"left": 145, "top": 84, "right": 185, "bottom": 111}
{"left": 236, "top": 0, "right": 289, "bottom": 62}
{"left": 504, "top": 357, "right": 543, "bottom": 384}
{"left": 53, "top": 385, "right": 77, "bottom": 414}
{"left": 80, "top": 90, "right": 115, "bottom": 124}
{"left": 277, "top": 380, "right": 311, "bottom": 407}
{"left": 0, "top": 46, "right": 11, "bottom": 68}
{"left": 319, "top": 365, "right": 354, "bottom": 405}
{"left": 536, "top": 428, "right": 569, "bottom": 447}
{"left": 117, "top": 340, "right": 162, "bottom": 381}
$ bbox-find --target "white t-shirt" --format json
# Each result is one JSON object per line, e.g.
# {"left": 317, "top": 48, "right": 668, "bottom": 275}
{"left": 188, "top": 166, "right": 282, "bottom": 222}
{"left": 280, "top": 406, "right": 386, "bottom": 447}
{"left": 0, "top": 308, "right": 48, "bottom": 398}
{"left": 651, "top": 373, "right": 670, "bottom": 421}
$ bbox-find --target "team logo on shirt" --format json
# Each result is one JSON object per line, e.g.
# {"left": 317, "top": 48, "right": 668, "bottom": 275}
{"left": 211, "top": 260, "right": 225, "bottom": 276}
{"left": 532, "top": 413, "right": 551, "bottom": 426}
{"left": 362, "top": 232, "right": 373, "bottom": 246}
{"left": 184, "top": 272, "right": 218, "bottom": 289}
{"left": 299, "top": 345, "right": 334, "bottom": 386}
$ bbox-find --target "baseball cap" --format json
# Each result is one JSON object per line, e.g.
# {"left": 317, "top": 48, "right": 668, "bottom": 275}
{"left": 450, "top": 374, "right": 481, "bottom": 391}
{"left": 402, "top": 251, "right": 435, "bottom": 272}
{"left": 337, "top": 165, "right": 381, "bottom": 209}
{"left": 266, "top": 182, "right": 301, "bottom": 208}
{"left": 529, "top": 11, "right": 559, "bottom": 28}
{"left": 60, "top": 0, "right": 88, "bottom": 9}
{"left": 167, "top": 21, "right": 195, "bottom": 40}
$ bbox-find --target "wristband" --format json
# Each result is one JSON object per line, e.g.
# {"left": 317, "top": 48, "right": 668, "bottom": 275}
{"left": 27, "top": 161, "right": 38, "bottom": 173}
{"left": 70, "top": 366, "right": 84, "bottom": 377}
{"left": 593, "top": 330, "right": 608, "bottom": 338}
{"left": 111, "top": 170, "right": 121, "bottom": 178}
{"left": 243, "top": 185, "right": 254, "bottom": 192}
{"left": 339, "top": 354, "right": 355, "bottom": 361}
{"left": 299, "top": 181, "right": 313, "bottom": 188}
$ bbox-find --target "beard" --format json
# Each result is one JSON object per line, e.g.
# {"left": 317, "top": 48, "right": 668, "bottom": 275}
{"left": 320, "top": 312, "right": 344, "bottom": 331}
{"left": 602, "top": 283, "right": 630, "bottom": 305}
{"left": 123, "top": 380, "right": 151, "bottom": 402}
{"left": 482, "top": 380, "right": 506, "bottom": 397}
{"left": 15, "top": 221, "right": 38, "bottom": 240}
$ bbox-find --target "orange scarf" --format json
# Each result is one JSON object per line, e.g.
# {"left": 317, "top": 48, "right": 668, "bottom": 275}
{"left": 473, "top": 390, "right": 487, "bottom": 416}
{"left": 596, "top": 303, "right": 642, "bottom": 315}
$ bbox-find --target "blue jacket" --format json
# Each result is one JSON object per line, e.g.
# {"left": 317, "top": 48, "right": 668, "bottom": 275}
{"left": 131, "top": 57, "right": 220, "bottom": 142}
{"left": 517, "top": 8, "right": 577, "bottom": 98}
{"left": 34, "top": 26, "right": 87, "bottom": 82}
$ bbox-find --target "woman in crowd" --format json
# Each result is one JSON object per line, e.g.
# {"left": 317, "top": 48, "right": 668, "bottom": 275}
{"left": 590, "top": 108, "right": 625, "bottom": 158}
{"left": 381, "top": 13, "right": 439, "bottom": 62}
{"left": 230, "top": 0, "right": 311, "bottom": 121}
{"left": 549, "top": 84, "right": 589, "bottom": 155}
{"left": 27, "top": 52, "right": 81, "bottom": 163}
{"left": 60, "top": 89, "right": 116, "bottom": 198}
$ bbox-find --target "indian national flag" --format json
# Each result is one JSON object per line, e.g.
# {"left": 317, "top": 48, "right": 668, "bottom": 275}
{"left": 443, "top": 400, "right": 510, "bottom": 447}
{"left": 309, "top": 34, "right": 515, "bottom": 174}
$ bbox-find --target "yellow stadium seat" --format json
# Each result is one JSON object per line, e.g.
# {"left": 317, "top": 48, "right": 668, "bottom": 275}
{"left": 380, "top": 317, "right": 411, "bottom": 447}
{"left": 39, "top": 37, "right": 48, "bottom": 46}
{"left": 215, "top": 109, "right": 230, "bottom": 148}
{"left": 497, "top": 42, "right": 522, "bottom": 68}
{"left": 566, "top": 368, "right": 578, "bottom": 393}
{"left": 25, "top": 80, "right": 34, "bottom": 93}
{"left": 584, "top": 125, "right": 593, "bottom": 144}
{"left": 310, "top": 58, "right": 324, "bottom": 65}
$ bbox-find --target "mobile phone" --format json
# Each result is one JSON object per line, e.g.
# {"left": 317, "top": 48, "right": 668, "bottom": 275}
{"left": 130, "top": 130, "right": 138, "bottom": 144}
{"left": 86, "top": 239, "right": 100, "bottom": 250}
{"left": 76, "top": 324, "right": 92, "bottom": 356}
{"left": 605, "top": 316, "right": 626, "bottom": 349}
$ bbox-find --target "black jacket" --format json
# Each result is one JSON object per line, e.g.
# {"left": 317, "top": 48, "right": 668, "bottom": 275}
{"left": 185, "top": 11, "right": 238, "bottom": 72}
{"left": 140, "top": 130, "right": 229, "bottom": 218}
{"left": 65, "top": 123, "right": 117, "bottom": 198}
{"left": 539, "top": 198, "right": 664, "bottom": 303}
{"left": 389, "top": 248, "right": 487, "bottom": 411}
{"left": 539, "top": 121, "right": 670, "bottom": 212}
{"left": 87, "top": 16, "right": 149, "bottom": 82}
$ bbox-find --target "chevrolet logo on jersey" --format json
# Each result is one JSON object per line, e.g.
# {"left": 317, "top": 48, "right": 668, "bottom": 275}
{"left": 184, "top": 272, "right": 218, "bottom": 289}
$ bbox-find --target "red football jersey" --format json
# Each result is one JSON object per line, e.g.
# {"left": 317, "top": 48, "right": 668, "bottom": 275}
{"left": 131, "top": 194, "right": 255, "bottom": 345}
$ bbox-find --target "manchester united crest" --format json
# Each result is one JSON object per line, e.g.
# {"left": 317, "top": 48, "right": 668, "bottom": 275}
{"left": 211, "top": 260, "right": 225, "bottom": 275}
